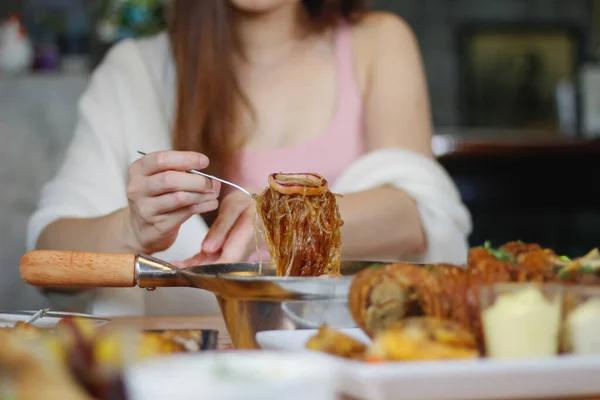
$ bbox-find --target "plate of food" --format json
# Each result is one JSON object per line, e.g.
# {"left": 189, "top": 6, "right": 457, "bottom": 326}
{"left": 0, "top": 315, "right": 219, "bottom": 400}
{"left": 258, "top": 241, "right": 600, "bottom": 400}
{"left": 124, "top": 351, "right": 338, "bottom": 400}
{"left": 256, "top": 327, "right": 369, "bottom": 352}
{"left": 0, "top": 309, "right": 110, "bottom": 328}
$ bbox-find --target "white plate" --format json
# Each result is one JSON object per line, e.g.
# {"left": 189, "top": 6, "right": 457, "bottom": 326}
{"left": 255, "top": 329, "right": 600, "bottom": 400}
{"left": 124, "top": 350, "right": 339, "bottom": 400}
{"left": 0, "top": 310, "right": 109, "bottom": 328}
{"left": 256, "top": 328, "right": 370, "bottom": 351}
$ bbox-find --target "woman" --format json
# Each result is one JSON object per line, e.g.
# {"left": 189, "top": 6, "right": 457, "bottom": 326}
{"left": 27, "top": 0, "right": 471, "bottom": 316}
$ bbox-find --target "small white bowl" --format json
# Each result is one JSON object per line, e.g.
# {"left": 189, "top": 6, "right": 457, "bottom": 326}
{"left": 124, "top": 350, "right": 339, "bottom": 400}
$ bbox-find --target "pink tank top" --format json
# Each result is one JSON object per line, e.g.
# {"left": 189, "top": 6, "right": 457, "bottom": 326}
{"left": 235, "top": 22, "right": 365, "bottom": 192}
{"left": 235, "top": 22, "right": 366, "bottom": 263}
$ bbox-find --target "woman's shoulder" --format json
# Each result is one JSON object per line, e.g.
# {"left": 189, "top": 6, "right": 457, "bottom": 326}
{"left": 90, "top": 32, "right": 174, "bottom": 105}
{"left": 101, "top": 31, "right": 170, "bottom": 70}
{"left": 349, "top": 11, "right": 418, "bottom": 58}
{"left": 345, "top": 12, "right": 417, "bottom": 96}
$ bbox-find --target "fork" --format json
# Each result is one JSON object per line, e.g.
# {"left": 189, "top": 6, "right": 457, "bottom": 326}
{"left": 137, "top": 151, "right": 257, "bottom": 199}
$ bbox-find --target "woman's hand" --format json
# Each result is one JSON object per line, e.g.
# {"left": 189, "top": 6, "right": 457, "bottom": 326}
{"left": 174, "top": 190, "right": 258, "bottom": 267}
{"left": 125, "top": 151, "right": 221, "bottom": 254}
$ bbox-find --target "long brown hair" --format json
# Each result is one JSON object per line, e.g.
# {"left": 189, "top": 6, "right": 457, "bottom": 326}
{"left": 168, "top": 0, "right": 369, "bottom": 179}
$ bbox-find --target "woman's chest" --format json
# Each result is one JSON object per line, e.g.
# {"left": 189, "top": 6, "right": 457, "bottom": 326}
{"left": 234, "top": 118, "right": 365, "bottom": 194}
{"left": 239, "top": 47, "right": 340, "bottom": 151}
{"left": 234, "top": 52, "right": 366, "bottom": 190}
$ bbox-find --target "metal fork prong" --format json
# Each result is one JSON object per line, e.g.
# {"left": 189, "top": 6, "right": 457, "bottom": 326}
{"left": 136, "top": 151, "right": 256, "bottom": 199}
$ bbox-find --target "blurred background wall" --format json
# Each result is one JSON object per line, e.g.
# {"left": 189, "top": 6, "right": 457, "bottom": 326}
{"left": 1, "top": 0, "right": 599, "bottom": 310}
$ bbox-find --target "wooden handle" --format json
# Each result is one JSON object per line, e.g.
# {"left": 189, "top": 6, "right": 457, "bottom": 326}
{"left": 20, "top": 250, "right": 137, "bottom": 288}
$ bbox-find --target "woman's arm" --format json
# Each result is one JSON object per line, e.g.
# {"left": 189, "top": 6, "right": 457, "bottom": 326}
{"left": 338, "top": 13, "right": 434, "bottom": 260}
{"left": 338, "top": 187, "right": 425, "bottom": 260}
{"left": 28, "top": 47, "right": 134, "bottom": 254}
{"left": 34, "top": 149, "right": 219, "bottom": 255}
{"left": 29, "top": 41, "right": 219, "bottom": 256}
{"left": 36, "top": 208, "right": 136, "bottom": 253}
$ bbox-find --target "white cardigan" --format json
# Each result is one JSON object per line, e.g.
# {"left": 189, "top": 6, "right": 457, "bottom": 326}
{"left": 26, "top": 34, "right": 472, "bottom": 317}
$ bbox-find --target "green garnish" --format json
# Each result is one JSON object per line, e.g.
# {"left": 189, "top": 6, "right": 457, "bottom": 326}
{"left": 579, "top": 265, "right": 596, "bottom": 274}
{"left": 560, "top": 255, "right": 571, "bottom": 262}
{"left": 558, "top": 265, "right": 597, "bottom": 279}
{"left": 483, "top": 241, "right": 516, "bottom": 263}
{"left": 558, "top": 269, "right": 570, "bottom": 279}
{"left": 370, "top": 263, "right": 384, "bottom": 269}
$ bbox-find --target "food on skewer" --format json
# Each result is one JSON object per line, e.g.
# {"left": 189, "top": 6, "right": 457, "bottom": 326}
{"left": 256, "top": 172, "right": 343, "bottom": 277}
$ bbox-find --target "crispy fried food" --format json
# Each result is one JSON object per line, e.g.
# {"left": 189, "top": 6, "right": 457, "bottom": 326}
{"left": 558, "top": 248, "right": 600, "bottom": 285}
{"left": 348, "top": 263, "right": 430, "bottom": 338}
{"left": 305, "top": 325, "right": 367, "bottom": 360}
{"left": 500, "top": 242, "right": 564, "bottom": 281}
{"left": 348, "top": 262, "right": 492, "bottom": 343}
{"left": 348, "top": 241, "right": 600, "bottom": 350}
{"left": 365, "top": 317, "right": 480, "bottom": 362}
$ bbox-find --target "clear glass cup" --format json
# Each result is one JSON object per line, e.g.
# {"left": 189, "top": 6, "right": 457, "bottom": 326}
{"left": 562, "top": 285, "right": 600, "bottom": 355}
{"left": 479, "top": 283, "right": 564, "bottom": 359}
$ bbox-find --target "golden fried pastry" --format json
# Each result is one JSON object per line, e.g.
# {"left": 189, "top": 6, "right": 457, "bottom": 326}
{"left": 365, "top": 317, "right": 479, "bottom": 362}
{"left": 305, "top": 325, "right": 367, "bottom": 360}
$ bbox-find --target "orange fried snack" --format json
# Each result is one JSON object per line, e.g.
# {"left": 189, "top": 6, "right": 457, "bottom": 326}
{"left": 365, "top": 317, "right": 480, "bottom": 362}
{"left": 305, "top": 325, "right": 367, "bottom": 360}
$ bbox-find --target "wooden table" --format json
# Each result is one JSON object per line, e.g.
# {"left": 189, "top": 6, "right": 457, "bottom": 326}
{"left": 106, "top": 315, "right": 600, "bottom": 400}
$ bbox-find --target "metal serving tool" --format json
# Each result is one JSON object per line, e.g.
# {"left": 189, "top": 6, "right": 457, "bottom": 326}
{"left": 20, "top": 250, "right": 386, "bottom": 348}
{"left": 24, "top": 307, "right": 51, "bottom": 324}
{"left": 137, "top": 151, "right": 256, "bottom": 199}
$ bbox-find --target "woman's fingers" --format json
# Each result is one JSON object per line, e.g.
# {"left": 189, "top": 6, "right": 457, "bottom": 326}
{"left": 173, "top": 251, "right": 221, "bottom": 269}
{"left": 175, "top": 210, "right": 255, "bottom": 267}
{"left": 215, "top": 209, "right": 256, "bottom": 263}
{"left": 155, "top": 199, "right": 220, "bottom": 230}
{"left": 145, "top": 190, "right": 220, "bottom": 215}
{"left": 202, "top": 195, "right": 252, "bottom": 253}
{"left": 125, "top": 150, "right": 220, "bottom": 254}
{"left": 144, "top": 171, "right": 218, "bottom": 197}
{"left": 135, "top": 151, "right": 209, "bottom": 176}
{"left": 202, "top": 210, "right": 242, "bottom": 253}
